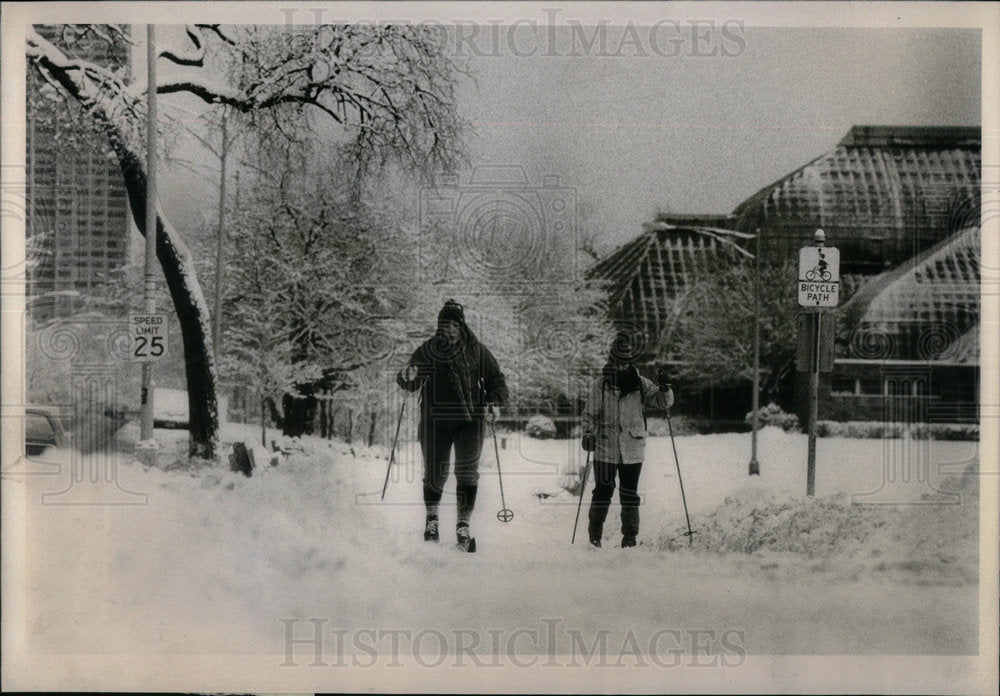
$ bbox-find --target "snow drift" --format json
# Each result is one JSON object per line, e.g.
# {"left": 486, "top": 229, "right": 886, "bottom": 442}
{"left": 658, "top": 462, "right": 978, "bottom": 585}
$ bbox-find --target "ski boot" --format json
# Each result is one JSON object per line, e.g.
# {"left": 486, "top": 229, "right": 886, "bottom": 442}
{"left": 423, "top": 517, "right": 439, "bottom": 542}
{"left": 588, "top": 522, "right": 603, "bottom": 548}
{"left": 456, "top": 524, "right": 477, "bottom": 553}
{"left": 621, "top": 507, "right": 639, "bottom": 548}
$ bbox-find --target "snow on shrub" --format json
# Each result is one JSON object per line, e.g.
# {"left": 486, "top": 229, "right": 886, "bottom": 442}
{"left": 816, "top": 421, "right": 979, "bottom": 440}
{"left": 525, "top": 414, "right": 557, "bottom": 439}
{"left": 745, "top": 403, "right": 800, "bottom": 432}
{"left": 646, "top": 415, "right": 700, "bottom": 436}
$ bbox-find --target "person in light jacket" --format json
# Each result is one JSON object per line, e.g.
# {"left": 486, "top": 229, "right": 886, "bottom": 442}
{"left": 581, "top": 332, "right": 674, "bottom": 548}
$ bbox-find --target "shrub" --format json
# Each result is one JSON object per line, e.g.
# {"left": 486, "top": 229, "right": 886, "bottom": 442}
{"left": 525, "top": 414, "right": 557, "bottom": 439}
{"left": 815, "top": 421, "right": 979, "bottom": 440}
{"left": 745, "top": 402, "right": 800, "bottom": 432}
{"left": 647, "top": 415, "right": 700, "bottom": 437}
{"left": 930, "top": 423, "right": 980, "bottom": 441}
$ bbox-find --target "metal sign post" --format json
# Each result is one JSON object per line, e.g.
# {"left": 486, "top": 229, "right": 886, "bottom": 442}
{"left": 749, "top": 228, "right": 761, "bottom": 476}
{"left": 807, "top": 311, "right": 821, "bottom": 496}
{"left": 798, "top": 230, "right": 840, "bottom": 496}
{"left": 139, "top": 25, "right": 158, "bottom": 464}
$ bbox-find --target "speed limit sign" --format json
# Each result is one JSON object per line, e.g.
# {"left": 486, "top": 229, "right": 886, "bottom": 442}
{"left": 129, "top": 313, "right": 168, "bottom": 362}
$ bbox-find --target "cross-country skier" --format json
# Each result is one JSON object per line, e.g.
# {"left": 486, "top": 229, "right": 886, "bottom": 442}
{"left": 396, "top": 299, "right": 509, "bottom": 552}
{"left": 581, "top": 331, "right": 674, "bottom": 548}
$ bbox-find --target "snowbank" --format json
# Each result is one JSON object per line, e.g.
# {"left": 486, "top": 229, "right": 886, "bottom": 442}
{"left": 657, "top": 461, "right": 978, "bottom": 585}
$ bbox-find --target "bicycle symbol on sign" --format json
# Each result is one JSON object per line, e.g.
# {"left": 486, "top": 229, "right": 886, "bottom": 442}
{"left": 804, "top": 249, "right": 832, "bottom": 281}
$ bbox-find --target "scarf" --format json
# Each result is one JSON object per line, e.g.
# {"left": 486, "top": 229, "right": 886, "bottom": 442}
{"left": 431, "top": 326, "right": 477, "bottom": 420}
{"left": 602, "top": 362, "right": 641, "bottom": 397}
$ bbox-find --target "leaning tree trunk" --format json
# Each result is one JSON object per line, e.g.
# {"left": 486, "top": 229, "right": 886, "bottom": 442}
{"left": 118, "top": 148, "right": 219, "bottom": 459}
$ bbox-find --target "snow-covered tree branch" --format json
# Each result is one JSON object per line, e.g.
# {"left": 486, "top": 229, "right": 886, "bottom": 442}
{"left": 671, "top": 258, "right": 799, "bottom": 400}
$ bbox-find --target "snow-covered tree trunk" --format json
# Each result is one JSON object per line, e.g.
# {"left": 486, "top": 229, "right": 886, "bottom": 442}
{"left": 116, "top": 147, "right": 219, "bottom": 459}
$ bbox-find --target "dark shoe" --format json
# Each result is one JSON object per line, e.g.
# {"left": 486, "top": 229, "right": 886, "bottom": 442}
{"left": 424, "top": 517, "right": 439, "bottom": 542}
{"left": 621, "top": 536, "right": 637, "bottom": 548}
{"left": 589, "top": 534, "right": 602, "bottom": 548}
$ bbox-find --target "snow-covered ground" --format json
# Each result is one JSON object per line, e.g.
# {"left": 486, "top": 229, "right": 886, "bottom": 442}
{"left": 4, "top": 425, "right": 985, "bottom": 689}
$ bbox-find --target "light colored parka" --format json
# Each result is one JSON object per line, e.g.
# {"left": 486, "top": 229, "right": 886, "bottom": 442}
{"left": 582, "top": 373, "right": 674, "bottom": 464}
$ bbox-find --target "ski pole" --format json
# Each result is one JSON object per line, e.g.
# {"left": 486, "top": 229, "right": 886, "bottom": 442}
{"left": 380, "top": 395, "right": 407, "bottom": 501}
{"left": 489, "top": 416, "right": 514, "bottom": 523}
{"left": 571, "top": 449, "right": 592, "bottom": 544}
{"left": 665, "top": 409, "right": 695, "bottom": 546}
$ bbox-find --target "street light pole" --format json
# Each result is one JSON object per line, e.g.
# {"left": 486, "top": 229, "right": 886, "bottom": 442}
{"left": 806, "top": 229, "right": 825, "bottom": 496}
{"left": 749, "top": 228, "right": 761, "bottom": 475}
{"left": 212, "top": 113, "right": 228, "bottom": 357}
{"left": 139, "top": 24, "right": 158, "bottom": 455}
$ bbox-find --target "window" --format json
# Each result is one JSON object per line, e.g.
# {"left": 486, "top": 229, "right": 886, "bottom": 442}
{"left": 25, "top": 412, "right": 57, "bottom": 457}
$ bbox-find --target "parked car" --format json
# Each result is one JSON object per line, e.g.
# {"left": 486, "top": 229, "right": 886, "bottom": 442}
{"left": 25, "top": 406, "right": 69, "bottom": 457}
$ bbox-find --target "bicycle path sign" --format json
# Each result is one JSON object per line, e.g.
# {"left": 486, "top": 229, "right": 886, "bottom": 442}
{"left": 798, "top": 245, "right": 840, "bottom": 307}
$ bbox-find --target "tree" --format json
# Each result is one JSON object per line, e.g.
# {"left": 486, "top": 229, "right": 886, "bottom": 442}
{"left": 670, "top": 258, "right": 800, "bottom": 402}
{"left": 222, "top": 144, "right": 423, "bottom": 436}
{"left": 26, "top": 23, "right": 468, "bottom": 457}
{"left": 219, "top": 236, "right": 323, "bottom": 447}
{"left": 504, "top": 285, "right": 611, "bottom": 416}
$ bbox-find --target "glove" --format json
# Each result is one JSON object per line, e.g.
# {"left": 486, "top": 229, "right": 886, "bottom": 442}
{"left": 485, "top": 404, "right": 499, "bottom": 424}
{"left": 397, "top": 364, "right": 424, "bottom": 392}
{"left": 582, "top": 432, "right": 596, "bottom": 452}
{"left": 656, "top": 369, "right": 672, "bottom": 392}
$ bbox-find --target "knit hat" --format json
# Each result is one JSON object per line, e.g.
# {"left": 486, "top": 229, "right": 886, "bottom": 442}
{"left": 438, "top": 299, "right": 465, "bottom": 326}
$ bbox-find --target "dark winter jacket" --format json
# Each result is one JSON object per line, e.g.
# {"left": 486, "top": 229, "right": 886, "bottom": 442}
{"left": 397, "top": 322, "right": 508, "bottom": 425}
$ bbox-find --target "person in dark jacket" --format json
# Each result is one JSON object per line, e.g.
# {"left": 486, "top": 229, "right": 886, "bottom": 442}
{"left": 397, "top": 300, "right": 509, "bottom": 551}
{"left": 581, "top": 331, "right": 674, "bottom": 548}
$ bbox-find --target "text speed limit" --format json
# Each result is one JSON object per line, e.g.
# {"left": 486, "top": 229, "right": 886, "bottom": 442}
{"left": 129, "top": 313, "right": 168, "bottom": 362}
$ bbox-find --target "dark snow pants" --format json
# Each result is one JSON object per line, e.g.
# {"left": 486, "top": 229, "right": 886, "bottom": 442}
{"left": 420, "top": 418, "right": 484, "bottom": 514}
{"left": 588, "top": 460, "right": 643, "bottom": 538}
